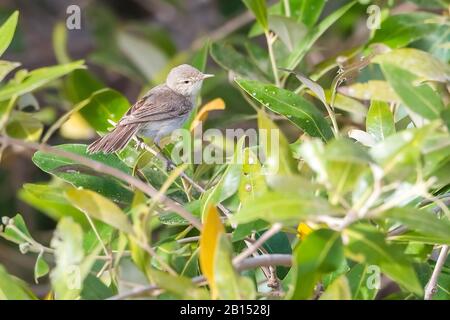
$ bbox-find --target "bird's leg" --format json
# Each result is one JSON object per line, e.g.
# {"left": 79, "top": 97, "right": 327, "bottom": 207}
{"left": 135, "top": 136, "right": 146, "bottom": 151}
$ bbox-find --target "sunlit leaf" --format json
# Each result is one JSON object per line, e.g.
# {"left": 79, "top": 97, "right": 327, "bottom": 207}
{"left": 0, "top": 60, "right": 85, "bottom": 102}
{"left": 65, "top": 188, "right": 134, "bottom": 234}
{"left": 373, "top": 48, "right": 450, "bottom": 83}
{"left": 339, "top": 81, "right": 400, "bottom": 103}
{"left": 237, "top": 79, "right": 333, "bottom": 141}
{"left": 34, "top": 251, "right": 49, "bottom": 284}
{"left": 150, "top": 269, "right": 209, "bottom": 299}
{"left": 232, "top": 191, "right": 340, "bottom": 225}
{"left": 190, "top": 98, "right": 225, "bottom": 131}
{"left": 257, "top": 110, "right": 296, "bottom": 175}
{"left": 0, "top": 264, "right": 36, "bottom": 300}
{"left": 0, "top": 11, "right": 19, "bottom": 57}
{"left": 199, "top": 206, "right": 225, "bottom": 299}
{"left": 366, "top": 100, "right": 395, "bottom": 142}
{"left": 320, "top": 275, "right": 351, "bottom": 300}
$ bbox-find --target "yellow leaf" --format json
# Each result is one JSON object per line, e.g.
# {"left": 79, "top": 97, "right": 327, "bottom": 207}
{"left": 199, "top": 206, "right": 225, "bottom": 299}
{"left": 60, "top": 112, "right": 95, "bottom": 140}
{"left": 297, "top": 222, "right": 313, "bottom": 240}
{"left": 190, "top": 98, "right": 225, "bottom": 131}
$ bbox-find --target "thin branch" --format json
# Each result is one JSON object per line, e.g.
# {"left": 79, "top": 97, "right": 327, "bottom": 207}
{"left": 136, "top": 140, "right": 232, "bottom": 217}
{"left": 0, "top": 135, "right": 202, "bottom": 230}
{"left": 107, "top": 254, "right": 292, "bottom": 300}
{"left": 425, "top": 245, "right": 449, "bottom": 300}
{"left": 233, "top": 223, "right": 282, "bottom": 265}
{"left": 265, "top": 31, "right": 280, "bottom": 87}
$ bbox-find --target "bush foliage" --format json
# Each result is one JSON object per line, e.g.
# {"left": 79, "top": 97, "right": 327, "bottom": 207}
{"left": 0, "top": 0, "right": 449, "bottom": 300}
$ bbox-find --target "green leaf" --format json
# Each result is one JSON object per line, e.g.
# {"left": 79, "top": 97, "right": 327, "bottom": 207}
{"left": 381, "top": 63, "right": 444, "bottom": 120}
{"left": 390, "top": 231, "right": 450, "bottom": 246}
{"left": 210, "top": 42, "right": 270, "bottom": 81}
{"left": 319, "top": 275, "right": 351, "bottom": 300}
{"left": 370, "top": 124, "right": 436, "bottom": 179}
{"left": 373, "top": 48, "right": 450, "bottom": 83}
{"left": 149, "top": 269, "right": 209, "bottom": 299}
{"left": 191, "top": 40, "right": 209, "bottom": 72}
{"left": 0, "top": 213, "right": 33, "bottom": 246}
{"left": 52, "top": 23, "right": 70, "bottom": 64}
{"left": 347, "top": 264, "right": 378, "bottom": 300}
{"left": 232, "top": 191, "right": 339, "bottom": 225}
{"left": 214, "top": 234, "right": 256, "bottom": 299}
{"left": 80, "top": 274, "right": 114, "bottom": 300}
{"left": 324, "top": 139, "right": 371, "bottom": 204}
{"left": 0, "top": 264, "right": 36, "bottom": 300}
{"left": 65, "top": 188, "right": 133, "bottom": 234}
{"left": 289, "top": 229, "right": 344, "bottom": 300}
{"left": 50, "top": 217, "right": 85, "bottom": 300}
{"left": 0, "top": 60, "right": 20, "bottom": 82}
{"left": 0, "top": 60, "right": 85, "bottom": 102}
{"left": 79, "top": 89, "right": 130, "bottom": 133}
{"left": 370, "top": 12, "right": 441, "bottom": 49}
{"left": 238, "top": 147, "right": 267, "bottom": 203}
{"left": 0, "top": 11, "right": 19, "bottom": 57}
{"left": 117, "top": 30, "right": 168, "bottom": 82}
{"left": 18, "top": 183, "right": 88, "bottom": 228}
{"left": 5, "top": 111, "right": 43, "bottom": 141}
{"left": 243, "top": 0, "right": 268, "bottom": 31}
{"left": 297, "top": 0, "right": 326, "bottom": 27}
{"left": 285, "top": 1, "right": 356, "bottom": 69}
{"left": 344, "top": 224, "right": 423, "bottom": 296}
{"left": 257, "top": 110, "right": 297, "bottom": 175}
{"left": 32, "top": 144, "right": 134, "bottom": 205}
{"left": 339, "top": 81, "right": 400, "bottom": 103}
{"left": 269, "top": 15, "right": 307, "bottom": 52}
{"left": 366, "top": 100, "right": 395, "bottom": 142}
{"left": 34, "top": 251, "right": 50, "bottom": 284}
{"left": 382, "top": 207, "right": 450, "bottom": 244}
{"left": 236, "top": 79, "right": 333, "bottom": 141}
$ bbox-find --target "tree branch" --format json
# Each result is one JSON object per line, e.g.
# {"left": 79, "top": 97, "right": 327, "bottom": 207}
{"left": 0, "top": 135, "right": 202, "bottom": 230}
{"left": 107, "top": 253, "right": 292, "bottom": 300}
{"left": 425, "top": 245, "right": 449, "bottom": 300}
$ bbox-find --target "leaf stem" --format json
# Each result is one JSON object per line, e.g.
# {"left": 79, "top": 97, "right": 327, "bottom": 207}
{"left": 265, "top": 31, "right": 280, "bottom": 87}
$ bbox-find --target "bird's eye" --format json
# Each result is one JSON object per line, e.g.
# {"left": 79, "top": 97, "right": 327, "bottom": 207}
{"left": 184, "top": 80, "right": 189, "bottom": 84}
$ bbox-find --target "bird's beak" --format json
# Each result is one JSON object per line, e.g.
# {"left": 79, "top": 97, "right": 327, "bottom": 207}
{"left": 201, "top": 73, "right": 215, "bottom": 79}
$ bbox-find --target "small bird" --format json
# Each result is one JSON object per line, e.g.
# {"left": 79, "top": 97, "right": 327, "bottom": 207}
{"left": 87, "top": 64, "right": 213, "bottom": 154}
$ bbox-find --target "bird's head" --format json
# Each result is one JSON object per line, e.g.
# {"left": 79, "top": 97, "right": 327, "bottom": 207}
{"left": 166, "top": 64, "right": 214, "bottom": 97}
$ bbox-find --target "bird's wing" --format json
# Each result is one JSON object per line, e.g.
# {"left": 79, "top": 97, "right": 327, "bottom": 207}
{"left": 119, "top": 86, "right": 191, "bottom": 125}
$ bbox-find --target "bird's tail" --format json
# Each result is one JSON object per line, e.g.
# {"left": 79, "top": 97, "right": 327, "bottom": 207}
{"left": 87, "top": 124, "right": 139, "bottom": 154}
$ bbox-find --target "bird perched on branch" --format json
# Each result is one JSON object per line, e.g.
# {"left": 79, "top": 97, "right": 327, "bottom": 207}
{"left": 87, "top": 64, "right": 213, "bottom": 154}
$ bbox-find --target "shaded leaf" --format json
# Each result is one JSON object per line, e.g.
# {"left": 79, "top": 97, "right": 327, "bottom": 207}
{"left": 344, "top": 224, "right": 423, "bottom": 296}
{"left": 381, "top": 63, "right": 444, "bottom": 120}
{"left": 289, "top": 229, "right": 344, "bottom": 299}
